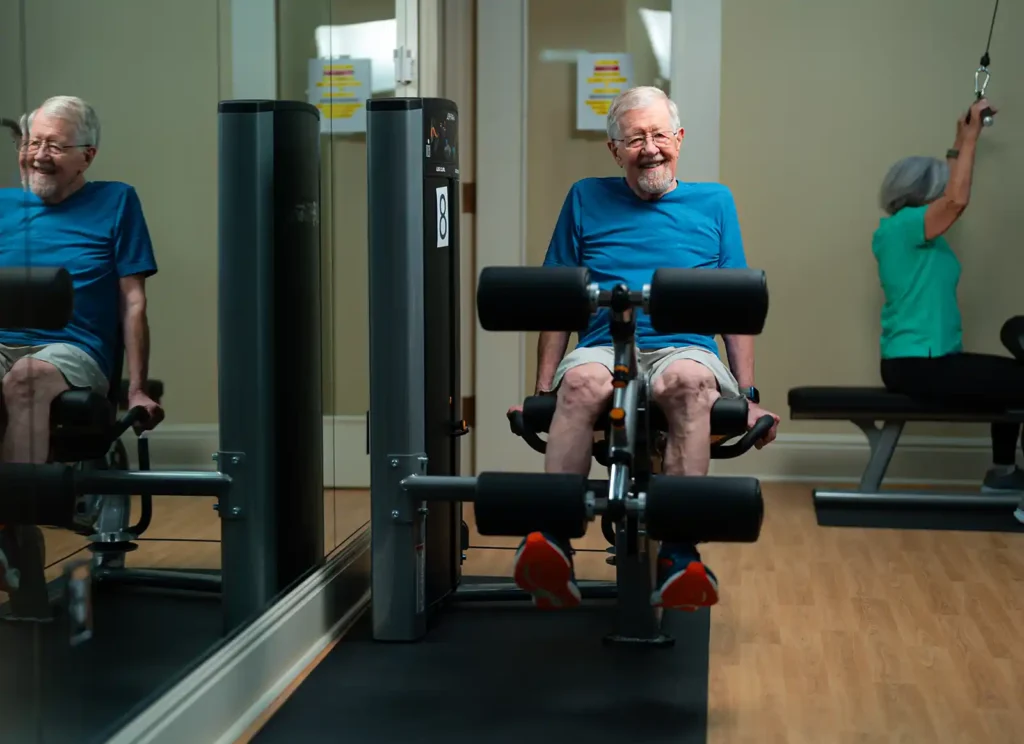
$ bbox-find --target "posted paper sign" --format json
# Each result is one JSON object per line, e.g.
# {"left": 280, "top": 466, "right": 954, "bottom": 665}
{"left": 308, "top": 58, "right": 372, "bottom": 134}
{"left": 576, "top": 53, "right": 634, "bottom": 131}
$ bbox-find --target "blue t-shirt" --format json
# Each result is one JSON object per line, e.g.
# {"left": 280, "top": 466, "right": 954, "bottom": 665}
{"left": 543, "top": 177, "right": 748, "bottom": 354}
{"left": 0, "top": 181, "right": 159, "bottom": 380}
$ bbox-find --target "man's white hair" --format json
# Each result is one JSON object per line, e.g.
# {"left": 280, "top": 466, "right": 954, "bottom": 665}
{"left": 605, "top": 86, "right": 680, "bottom": 141}
{"left": 27, "top": 95, "right": 101, "bottom": 148}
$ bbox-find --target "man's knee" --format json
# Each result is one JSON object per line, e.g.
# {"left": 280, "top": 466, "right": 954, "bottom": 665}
{"left": 557, "top": 363, "right": 613, "bottom": 414}
{"left": 651, "top": 360, "right": 718, "bottom": 416}
{"left": 2, "top": 358, "right": 68, "bottom": 409}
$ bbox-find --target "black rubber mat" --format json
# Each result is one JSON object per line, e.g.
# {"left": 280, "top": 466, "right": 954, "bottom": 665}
{"left": 0, "top": 584, "right": 223, "bottom": 744}
{"left": 256, "top": 591, "right": 711, "bottom": 744}
{"left": 815, "top": 502, "right": 1024, "bottom": 533}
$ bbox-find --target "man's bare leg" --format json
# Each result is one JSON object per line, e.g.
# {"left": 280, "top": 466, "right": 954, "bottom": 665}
{"left": 652, "top": 360, "right": 719, "bottom": 477}
{"left": 515, "top": 363, "right": 612, "bottom": 609}
{"left": 649, "top": 359, "right": 721, "bottom": 611}
{"left": 0, "top": 358, "right": 67, "bottom": 619}
{"left": 2, "top": 359, "right": 67, "bottom": 463}
{"left": 544, "top": 364, "right": 613, "bottom": 476}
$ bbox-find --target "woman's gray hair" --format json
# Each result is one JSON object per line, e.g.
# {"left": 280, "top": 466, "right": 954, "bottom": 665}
{"left": 606, "top": 86, "right": 680, "bottom": 141}
{"left": 26, "top": 95, "right": 101, "bottom": 148}
{"left": 879, "top": 156, "right": 948, "bottom": 215}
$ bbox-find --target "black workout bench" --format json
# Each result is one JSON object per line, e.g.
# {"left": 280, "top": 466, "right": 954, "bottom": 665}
{"left": 788, "top": 385, "right": 1024, "bottom": 522}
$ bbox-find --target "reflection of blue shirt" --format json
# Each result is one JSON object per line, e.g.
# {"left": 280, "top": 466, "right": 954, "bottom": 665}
{"left": 0, "top": 182, "right": 159, "bottom": 379}
{"left": 543, "top": 177, "right": 748, "bottom": 354}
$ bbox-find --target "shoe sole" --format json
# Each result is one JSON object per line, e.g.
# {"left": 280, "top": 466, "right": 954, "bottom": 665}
{"left": 513, "top": 533, "right": 581, "bottom": 610}
{"left": 651, "top": 562, "right": 719, "bottom": 611}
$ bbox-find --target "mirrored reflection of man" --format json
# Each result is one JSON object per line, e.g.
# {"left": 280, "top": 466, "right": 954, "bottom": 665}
{"left": 0, "top": 95, "right": 164, "bottom": 616}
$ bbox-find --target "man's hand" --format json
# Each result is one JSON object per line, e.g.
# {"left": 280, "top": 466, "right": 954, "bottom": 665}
{"left": 127, "top": 389, "right": 165, "bottom": 432}
{"left": 747, "top": 402, "right": 779, "bottom": 449}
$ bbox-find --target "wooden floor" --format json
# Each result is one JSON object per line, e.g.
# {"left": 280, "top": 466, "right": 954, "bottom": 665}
{"left": 461, "top": 482, "right": 1024, "bottom": 744}
{"left": 9, "top": 483, "right": 1024, "bottom": 743}
{"left": 0, "top": 490, "right": 372, "bottom": 602}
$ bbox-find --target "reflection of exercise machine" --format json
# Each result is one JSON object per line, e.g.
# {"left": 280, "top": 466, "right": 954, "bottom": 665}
{"left": 0, "top": 98, "right": 326, "bottom": 742}
{"left": 257, "top": 97, "right": 773, "bottom": 740}
{"left": 1, "top": 117, "right": 22, "bottom": 140}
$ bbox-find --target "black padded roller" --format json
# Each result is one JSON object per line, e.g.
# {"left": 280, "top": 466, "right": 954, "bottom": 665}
{"left": 0, "top": 266, "right": 74, "bottom": 330}
{"left": 644, "top": 474, "right": 763, "bottom": 544}
{"left": 0, "top": 464, "right": 78, "bottom": 527}
{"left": 476, "top": 266, "right": 593, "bottom": 332}
{"left": 474, "top": 472, "right": 589, "bottom": 538}
{"left": 1000, "top": 315, "right": 1024, "bottom": 363}
{"left": 518, "top": 394, "right": 748, "bottom": 436}
{"left": 708, "top": 397, "right": 748, "bottom": 437}
{"left": 647, "top": 268, "right": 768, "bottom": 336}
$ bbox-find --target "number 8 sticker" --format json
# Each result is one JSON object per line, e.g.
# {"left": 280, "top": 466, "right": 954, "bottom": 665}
{"left": 436, "top": 185, "right": 449, "bottom": 248}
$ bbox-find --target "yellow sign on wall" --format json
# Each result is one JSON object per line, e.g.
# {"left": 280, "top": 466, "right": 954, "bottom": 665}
{"left": 308, "top": 58, "right": 372, "bottom": 134}
{"left": 576, "top": 53, "right": 634, "bottom": 131}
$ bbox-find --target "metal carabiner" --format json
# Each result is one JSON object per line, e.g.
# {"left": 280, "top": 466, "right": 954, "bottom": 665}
{"left": 969, "top": 66, "right": 995, "bottom": 127}
{"left": 974, "top": 66, "right": 991, "bottom": 98}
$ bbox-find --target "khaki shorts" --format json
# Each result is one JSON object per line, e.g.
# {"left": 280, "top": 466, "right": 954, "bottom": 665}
{"left": 0, "top": 343, "right": 109, "bottom": 396}
{"left": 552, "top": 345, "right": 741, "bottom": 399}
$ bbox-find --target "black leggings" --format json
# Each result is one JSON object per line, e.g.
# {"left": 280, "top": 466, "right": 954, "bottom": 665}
{"left": 881, "top": 352, "right": 1024, "bottom": 466}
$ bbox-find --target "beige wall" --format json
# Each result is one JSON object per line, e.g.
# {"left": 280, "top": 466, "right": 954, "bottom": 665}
{"left": 1, "top": 0, "right": 231, "bottom": 425}
{"left": 523, "top": 0, "right": 1023, "bottom": 443}
{"left": 278, "top": 0, "right": 396, "bottom": 417}
{"left": 721, "top": 0, "right": 1023, "bottom": 439}
{"left": 525, "top": 0, "right": 670, "bottom": 391}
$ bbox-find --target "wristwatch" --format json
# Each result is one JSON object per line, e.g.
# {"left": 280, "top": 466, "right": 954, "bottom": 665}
{"left": 946, "top": 148, "right": 960, "bottom": 159}
{"left": 742, "top": 386, "right": 760, "bottom": 404}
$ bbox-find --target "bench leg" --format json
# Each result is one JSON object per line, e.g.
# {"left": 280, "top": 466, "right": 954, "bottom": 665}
{"left": 853, "top": 419, "right": 904, "bottom": 492}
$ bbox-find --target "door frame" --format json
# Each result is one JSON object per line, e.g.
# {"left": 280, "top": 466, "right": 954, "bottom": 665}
{"left": 472, "top": 0, "right": 724, "bottom": 475}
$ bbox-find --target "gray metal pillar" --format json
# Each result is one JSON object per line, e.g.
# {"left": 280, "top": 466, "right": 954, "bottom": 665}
{"left": 367, "top": 99, "right": 429, "bottom": 642}
{"left": 216, "top": 99, "right": 324, "bottom": 633}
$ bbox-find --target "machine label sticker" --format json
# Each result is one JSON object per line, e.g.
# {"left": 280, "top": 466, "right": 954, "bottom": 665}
{"left": 436, "top": 185, "right": 450, "bottom": 249}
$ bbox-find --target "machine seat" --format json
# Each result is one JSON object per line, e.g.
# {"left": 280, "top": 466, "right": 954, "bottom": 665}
{"left": 47, "top": 379, "right": 165, "bottom": 462}
{"left": 788, "top": 385, "right": 1024, "bottom": 422}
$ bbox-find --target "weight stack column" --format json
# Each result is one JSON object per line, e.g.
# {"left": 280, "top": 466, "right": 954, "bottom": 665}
{"left": 217, "top": 100, "right": 325, "bottom": 633}
{"left": 420, "top": 98, "right": 462, "bottom": 610}
{"left": 367, "top": 99, "right": 431, "bottom": 642}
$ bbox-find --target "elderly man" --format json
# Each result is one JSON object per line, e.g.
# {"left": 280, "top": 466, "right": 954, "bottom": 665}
{"left": 0, "top": 95, "right": 163, "bottom": 606}
{"left": 511, "top": 86, "right": 779, "bottom": 613}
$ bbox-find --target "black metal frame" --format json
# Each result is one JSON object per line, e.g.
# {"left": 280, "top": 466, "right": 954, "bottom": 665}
{"left": 790, "top": 404, "right": 1024, "bottom": 511}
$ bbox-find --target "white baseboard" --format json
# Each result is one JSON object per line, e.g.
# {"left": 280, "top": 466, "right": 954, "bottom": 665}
{"left": 124, "top": 419, "right": 996, "bottom": 490}
{"left": 491, "top": 432, "right": 995, "bottom": 487}
{"left": 120, "top": 415, "right": 369, "bottom": 489}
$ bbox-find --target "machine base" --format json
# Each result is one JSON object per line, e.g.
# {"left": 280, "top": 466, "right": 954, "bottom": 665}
{"left": 602, "top": 631, "right": 675, "bottom": 648}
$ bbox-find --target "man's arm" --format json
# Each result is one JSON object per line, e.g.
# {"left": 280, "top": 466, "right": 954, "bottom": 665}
{"left": 535, "top": 185, "right": 582, "bottom": 393}
{"left": 119, "top": 275, "right": 150, "bottom": 394}
{"left": 536, "top": 331, "right": 570, "bottom": 393}
{"left": 717, "top": 187, "right": 756, "bottom": 390}
{"left": 722, "top": 334, "right": 755, "bottom": 389}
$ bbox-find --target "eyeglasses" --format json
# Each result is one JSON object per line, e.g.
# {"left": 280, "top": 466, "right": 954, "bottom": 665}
{"left": 613, "top": 131, "right": 676, "bottom": 150}
{"left": 16, "top": 139, "right": 92, "bottom": 156}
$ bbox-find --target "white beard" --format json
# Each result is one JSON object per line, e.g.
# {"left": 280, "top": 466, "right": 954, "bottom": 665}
{"left": 637, "top": 162, "right": 673, "bottom": 194}
{"left": 28, "top": 170, "right": 59, "bottom": 200}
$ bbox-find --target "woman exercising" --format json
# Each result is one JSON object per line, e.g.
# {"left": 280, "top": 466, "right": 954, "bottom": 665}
{"left": 873, "top": 97, "right": 1024, "bottom": 520}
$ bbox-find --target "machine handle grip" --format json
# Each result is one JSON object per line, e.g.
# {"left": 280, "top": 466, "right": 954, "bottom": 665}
{"left": 111, "top": 406, "right": 150, "bottom": 439}
{"left": 507, "top": 409, "right": 548, "bottom": 454}
{"left": 710, "top": 415, "right": 776, "bottom": 460}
